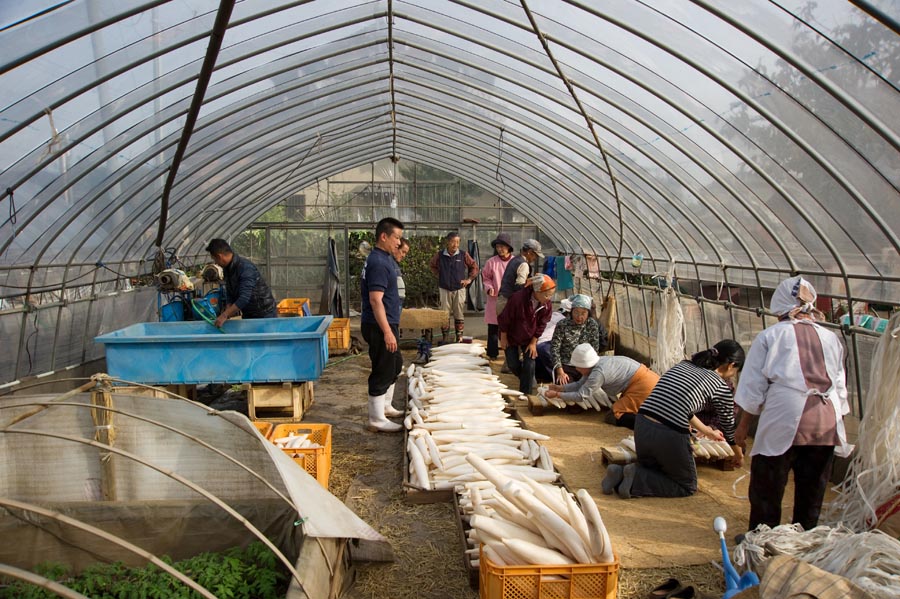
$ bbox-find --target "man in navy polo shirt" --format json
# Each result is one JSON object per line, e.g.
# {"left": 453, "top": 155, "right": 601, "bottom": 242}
{"left": 361, "top": 217, "right": 406, "bottom": 432}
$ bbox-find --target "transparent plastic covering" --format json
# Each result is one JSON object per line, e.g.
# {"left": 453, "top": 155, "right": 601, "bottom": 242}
{"left": 0, "top": 0, "right": 898, "bottom": 301}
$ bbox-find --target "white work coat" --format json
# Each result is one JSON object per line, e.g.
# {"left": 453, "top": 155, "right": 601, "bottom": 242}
{"left": 735, "top": 319, "right": 851, "bottom": 457}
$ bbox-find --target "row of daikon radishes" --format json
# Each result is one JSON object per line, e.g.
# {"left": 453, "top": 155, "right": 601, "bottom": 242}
{"left": 460, "top": 454, "right": 615, "bottom": 567}
{"left": 404, "top": 343, "right": 558, "bottom": 491}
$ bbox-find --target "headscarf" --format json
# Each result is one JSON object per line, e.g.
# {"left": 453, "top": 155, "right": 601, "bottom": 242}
{"left": 570, "top": 294, "right": 592, "bottom": 310}
{"left": 530, "top": 274, "right": 556, "bottom": 293}
{"left": 770, "top": 276, "right": 825, "bottom": 321}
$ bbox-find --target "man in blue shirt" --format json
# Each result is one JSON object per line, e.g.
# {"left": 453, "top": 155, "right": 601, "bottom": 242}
{"left": 206, "top": 239, "right": 276, "bottom": 328}
{"left": 361, "top": 217, "right": 406, "bottom": 432}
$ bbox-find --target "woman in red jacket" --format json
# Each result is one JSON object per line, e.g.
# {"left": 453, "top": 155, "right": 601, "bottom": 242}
{"left": 498, "top": 274, "right": 556, "bottom": 395}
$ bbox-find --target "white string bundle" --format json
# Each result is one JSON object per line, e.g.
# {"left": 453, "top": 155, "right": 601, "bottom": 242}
{"left": 652, "top": 262, "right": 685, "bottom": 375}
{"left": 825, "top": 312, "right": 900, "bottom": 531}
{"left": 733, "top": 523, "right": 900, "bottom": 598}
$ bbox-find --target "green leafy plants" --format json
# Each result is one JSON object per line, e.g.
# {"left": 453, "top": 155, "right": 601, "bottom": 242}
{"left": 0, "top": 542, "right": 287, "bottom": 599}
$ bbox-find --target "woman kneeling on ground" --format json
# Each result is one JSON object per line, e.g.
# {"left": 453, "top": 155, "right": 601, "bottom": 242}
{"left": 542, "top": 343, "right": 660, "bottom": 428}
{"left": 603, "top": 339, "right": 745, "bottom": 499}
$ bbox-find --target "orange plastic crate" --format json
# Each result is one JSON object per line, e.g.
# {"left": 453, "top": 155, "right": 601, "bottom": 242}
{"left": 252, "top": 420, "right": 274, "bottom": 439}
{"left": 479, "top": 547, "right": 618, "bottom": 599}
{"left": 277, "top": 297, "right": 311, "bottom": 317}
{"left": 327, "top": 318, "right": 351, "bottom": 353}
{"left": 270, "top": 423, "right": 332, "bottom": 489}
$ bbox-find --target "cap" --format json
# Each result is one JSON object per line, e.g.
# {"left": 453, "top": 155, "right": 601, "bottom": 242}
{"left": 491, "top": 232, "right": 514, "bottom": 251}
{"left": 530, "top": 274, "right": 557, "bottom": 293}
{"left": 568, "top": 343, "right": 600, "bottom": 369}
{"left": 522, "top": 239, "right": 544, "bottom": 259}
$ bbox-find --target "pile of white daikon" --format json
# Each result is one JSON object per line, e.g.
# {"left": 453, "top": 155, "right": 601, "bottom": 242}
{"left": 536, "top": 384, "right": 603, "bottom": 411}
{"left": 459, "top": 454, "right": 615, "bottom": 568}
{"left": 405, "top": 343, "right": 615, "bottom": 567}
{"left": 691, "top": 437, "right": 734, "bottom": 460}
{"left": 272, "top": 432, "right": 322, "bottom": 457}
{"left": 405, "top": 343, "right": 557, "bottom": 491}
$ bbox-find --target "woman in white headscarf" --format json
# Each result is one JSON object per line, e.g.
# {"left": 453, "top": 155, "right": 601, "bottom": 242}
{"left": 734, "top": 276, "right": 851, "bottom": 534}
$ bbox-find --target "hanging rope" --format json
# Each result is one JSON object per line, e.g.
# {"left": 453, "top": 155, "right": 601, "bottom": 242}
{"left": 495, "top": 126, "right": 507, "bottom": 196}
{"left": 825, "top": 311, "right": 900, "bottom": 532}
{"left": 519, "top": 0, "right": 626, "bottom": 299}
{"left": 5, "top": 187, "right": 14, "bottom": 225}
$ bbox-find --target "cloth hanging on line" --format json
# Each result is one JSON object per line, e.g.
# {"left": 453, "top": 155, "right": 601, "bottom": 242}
{"left": 466, "top": 239, "right": 485, "bottom": 311}
{"left": 320, "top": 237, "right": 344, "bottom": 317}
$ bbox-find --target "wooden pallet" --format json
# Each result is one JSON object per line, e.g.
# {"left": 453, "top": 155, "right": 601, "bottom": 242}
{"left": 244, "top": 381, "right": 314, "bottom": 422}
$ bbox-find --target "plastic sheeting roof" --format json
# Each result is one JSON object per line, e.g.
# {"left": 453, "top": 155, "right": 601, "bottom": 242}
{"left": 1, "top": 0, "right": 899, "bottom": 300}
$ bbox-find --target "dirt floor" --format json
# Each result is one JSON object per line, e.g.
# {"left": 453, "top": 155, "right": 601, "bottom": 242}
{"left": 299, "top": 318, "right": 808, "bottom": 599}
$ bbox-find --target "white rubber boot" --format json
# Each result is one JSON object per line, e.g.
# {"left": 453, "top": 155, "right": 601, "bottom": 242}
{"left": 367, "top": 394, "right": 402, "bottom": 432}
{"left": 383, "top": 383, "right": 404, "bottom": 417}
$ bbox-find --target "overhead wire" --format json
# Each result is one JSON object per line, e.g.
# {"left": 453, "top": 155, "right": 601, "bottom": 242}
{"left": 518, "top": 0, "right": 626, "bottom": 298}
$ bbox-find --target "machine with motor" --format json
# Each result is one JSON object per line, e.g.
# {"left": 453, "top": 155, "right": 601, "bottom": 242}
{"left": 156, "top": 265, "right": 225, "bottom": 322}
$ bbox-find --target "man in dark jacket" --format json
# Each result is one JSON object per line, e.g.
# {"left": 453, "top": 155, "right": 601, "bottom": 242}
{"left": 496, "top": 238, "right": 543, "bottom": 317}
{"left": 429, "top": 231, "right": 479, "bottom": 342}
{"left": 207, "top": 239, "right": 277, "bottom": 327}
{"left": 498, "top": 274, "right": 556, "bottom": 395}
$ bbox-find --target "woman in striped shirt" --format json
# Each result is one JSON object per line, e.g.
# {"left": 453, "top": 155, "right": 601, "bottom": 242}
{"left": 602, "top": 339, "right": 745, "bottom": 499}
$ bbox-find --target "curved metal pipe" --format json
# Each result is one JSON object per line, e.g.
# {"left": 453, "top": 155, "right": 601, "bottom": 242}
{"left": 1, "top": 429, "right": 306, "bottom": 591}
{"left": 0, "top": 498, "right": 217, "bottom": 599}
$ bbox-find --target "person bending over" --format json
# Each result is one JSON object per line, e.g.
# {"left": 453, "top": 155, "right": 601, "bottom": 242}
{"left": 603, "top": 339, "right": 745, "bottom": 499}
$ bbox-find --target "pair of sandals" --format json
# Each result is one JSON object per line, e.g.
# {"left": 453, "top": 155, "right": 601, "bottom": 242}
{"left": 649, "top": 578, "right": 702, "bottom": 598}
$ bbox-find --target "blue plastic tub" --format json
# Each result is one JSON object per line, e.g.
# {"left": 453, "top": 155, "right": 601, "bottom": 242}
{"left": 95, "top": 316, "right": 333, "bottom": 384}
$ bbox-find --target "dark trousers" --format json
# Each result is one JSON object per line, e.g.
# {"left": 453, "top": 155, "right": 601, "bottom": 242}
{"left": 487, "top": 324, "right": 500, "bottom": 359}
{"left": 535, "top": 341, "right": 554, "bottom": 382}
{"left": 748, "top": 445, "right": 835, "bottom": 531}
{"left": 630, "top": 414, "right": 697, "bottom": 498}
{"left": 361, "top": 322, "right": 403, "bottom": 396}
{"left": 504, "top": 345, "right": 536, "bottom": 394}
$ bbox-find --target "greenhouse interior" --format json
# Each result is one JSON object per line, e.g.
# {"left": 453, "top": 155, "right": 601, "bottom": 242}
{"left": 1, "top": 1, "right": 899, "bottom": 598}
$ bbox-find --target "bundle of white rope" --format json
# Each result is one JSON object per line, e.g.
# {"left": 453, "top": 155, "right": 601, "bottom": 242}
{"left": 733, "top": 523, "right": 900, "bottom": 599}
{"left": 825, "top": 311, "right": 900, "bottom": 531}
{"left": 652, "top": 263, "right": 685, "bottom": 375}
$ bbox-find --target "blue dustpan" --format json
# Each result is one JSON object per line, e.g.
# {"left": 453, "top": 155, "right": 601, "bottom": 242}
{"left": 714, "top": 517, "right": 759, "bottom": 599}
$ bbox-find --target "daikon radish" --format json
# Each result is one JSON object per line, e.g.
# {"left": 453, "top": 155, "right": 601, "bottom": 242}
{"left": 470, "top": 514, "right": 548, "bottom": 548}
{"left": 483, "top": 543, "right": 510, "bottom": 566}
{"left": 512, "top": 487, "right": 592, "bottom": 563}
{"left": 538, "top": 446, "right": 554, "bottom": 471}
{"left": 414, "top": 436, "right": 432, "bottom": 466}
{"left": 505, "top": 538, "right": 574, "bottom": 565}
{"left": 509, "top": 429, "right": 551, "bottom": 441}
{"left": 577, "top": 489, "right": 614, "bottom": 563}
{"left": 410, "top": 405, "right": 425, "bottom": 426}
{"left": 422, "top": 432, "right": 443, "bottom": 469}
{"left": 486, "top": 496, "right": 541, "bottom": 534}
{"left": 407, "top": 438, "right": 431, "bottom": 490}
{"left": 406, "top": 363, "right": 416, "bottom": 378}
{"left": 620, "top": 437, "right": 636, "bottom": 453}
{"left": 528, "top": 440, "right": 541, "bottom": 463}
{"left": 521, "top": 477, "right": 569, "bottom": 520}
{"left": 563, "top": 489, "right": 592, "bottom": 549}
{"left": 692, "top": 442, "right": 710, "bottom": 459}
